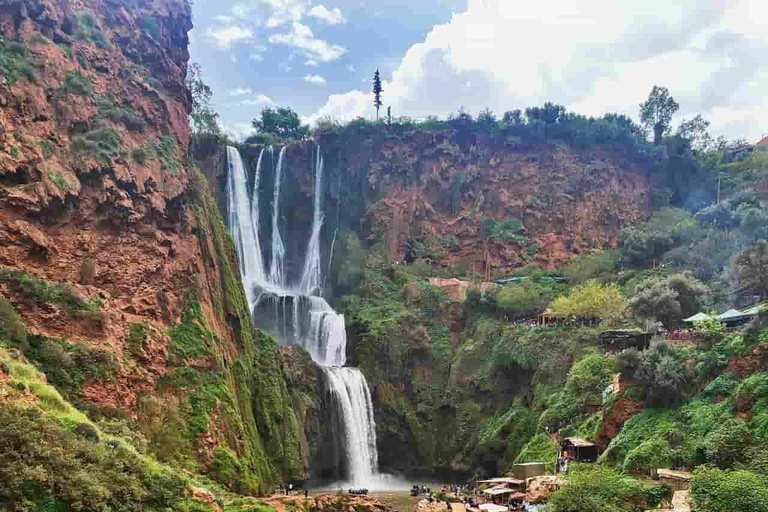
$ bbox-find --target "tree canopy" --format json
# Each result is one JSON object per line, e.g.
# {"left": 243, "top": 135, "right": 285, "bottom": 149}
{"left": 550, "top": 280, "right": 626, "bottom": 321}
{"left": 639, "top": 85, "right": 679, "bottom": 145}
{"left": 251, "top": 107, "right": 309, "bottom": 141}
{"left": 734, "top": 240, "right": 768, "bottom": 300}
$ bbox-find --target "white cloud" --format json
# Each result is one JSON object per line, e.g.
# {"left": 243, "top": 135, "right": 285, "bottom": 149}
{"left": 269, "top": 22, "right": 346, "bottom": 62}
{"left": 222, "top": 122, "right": 254, "bottom": 141}
{"left": 215, "top": 14, "right": 235, "bottom": 23}
{"left": 207, "top": 26, "right": 254, "bottom": 49}
{"left": 347, "top": 64, "right": 356, "bottom": 72}
{"left": 239, "top": 94, "right": 274, "bottom": 106}
{"left": 230, "top": 55, "right": 239, "bottom": 63}
{"left": 308, "top": 5, "right": 347, "bottom": 25}
{"left": 305, "top": 59, "right": 319, "bottom": 67}
{"left": 304, "top": 74, "right": 327, "bottom": 85}
{"left": 261, "top": 0, "right": 310, "bottom": 27}
{"left": 230, "top": 87, "right": 254, "bottom": 96}
{"left": 306, "top": 0, "right": 768, "bottom": 142}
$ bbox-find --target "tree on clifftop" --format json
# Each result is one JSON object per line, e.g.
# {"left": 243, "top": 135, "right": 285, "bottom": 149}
{"left": 639, "top": 85, "right": 679, "bottom": 145}
{"left": 734, "top": 240, "right": 768, "bottom": 300}
{"left": 372, "top": 69, "right": 383, "bottom": 121}
{"left": 251, "top": 107, "right": 309, "bottom": 141}
{"left": 549, "top": 280, "right": 626, "bottom": 321}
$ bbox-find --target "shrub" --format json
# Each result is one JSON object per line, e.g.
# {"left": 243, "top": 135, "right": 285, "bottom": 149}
{"left": 74, "top": 13, "right": 110, "bottom": 49}
{"left": 96, "top": 96, "right": 145, "bottom": 132}
{"left": 634, "top": 341, "right": 687, "bottom": 407}
{"left": 48, "top": 172, "right": 72, "bottom": 191}
{"left": 0, "top": 269, "right": 93, "bottom": 311}
{"left": 0, "top": 39, "right": 38, "bottom": 85}
{"left": 614, "top": 348, "right": 640, "bottom": 379}
{"left": 132, "top": 147, "right": 148, "bottom": 164}
{"left": 63, "top": 70, "right": 93, "bottom": 96}
{"left": 0, "top": 295, "right": 27, "bottom": 347}
{"left": 71, "top": 123, "right": 122, "bottom": 162}
{"left": 691, "top": 467, "right": 768, "bottom": 512}
{"left": 704, "top": 419, "right": 753, "bottom": 469}
{"left": 546, "top": 464, "right": 648, "bottom": 512}
{"left": 74, "top": 422, "right": 100, "bottom": 442}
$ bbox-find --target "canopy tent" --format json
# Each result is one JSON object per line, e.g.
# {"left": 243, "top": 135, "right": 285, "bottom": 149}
{"left": 509, "top": 492, "right": 527, "bottom": 500}
{"left": 682, "top": 312, "right": 710, "bottom": 323}
{"left": 716, "top": 309, "right": 743, "bottom": 320}
{"left": 476, "top": 478, "right": 524, "bottom": 485}
{"left": 483, "top": 486, "right": 517, "bottom": 496}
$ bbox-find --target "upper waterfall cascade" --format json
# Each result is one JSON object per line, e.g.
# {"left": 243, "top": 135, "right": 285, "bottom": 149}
{"left": 226, "top": 145, "right": 379, "bottom": 486}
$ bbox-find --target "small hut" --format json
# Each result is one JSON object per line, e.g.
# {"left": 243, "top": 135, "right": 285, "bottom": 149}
{"left": 512, "top": 462, "right": 545, "bottom": 481}
{"left": 657, "top": 469, "right": 692, "bottom": 491}
{"left": 561, "top": 437, "right": 598, "bottom": 462}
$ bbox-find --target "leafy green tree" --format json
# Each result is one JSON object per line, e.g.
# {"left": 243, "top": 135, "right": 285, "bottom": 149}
{"left": 477, "top": 108, "right": 496, "bottom": 127}
{"left": 564, "top": 354, "right": 615, "bottom": 408}
{"left": 372, "top": 69, "right": 383, "bottom": 121}
{"left": 629, "top": 272, "right": 709, "bottom": 328}
{"left": 620, "top": 228, "right": 675, "bottom": 267}
{"left": 497, "top": 277, "right": 566, "bottom": 319}
{"left": 614, "top": 348, "right": 641, "bottom": 379}
{"left": 676, "top": 114, "right": 713, "bottom": 152}
{"left": 251, "top": 107, "right": 309, "bottom": 140}
{"left": 185, "top": 62, "right": 221, "bottom": 138}
{"left": 526, "top": 102, "right": 566, "bottom": 124}
{"left": 634, "top": 341, "right": 687, "bottom": 407}
{"left": 502, "top": 109, "right": 523, "bottom": 125}
{"left": 735, "top": 240, "right": 768, "bottom": 300}
{"left": 549, "top": 280, "right": 627, "bottom": 321}
{"left": 639, "top": 85, "right": 679, "bottom": 145}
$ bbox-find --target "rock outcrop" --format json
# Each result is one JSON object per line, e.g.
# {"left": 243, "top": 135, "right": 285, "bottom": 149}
{"left": 0, "top": 0, "right": 302, "bottom": 492}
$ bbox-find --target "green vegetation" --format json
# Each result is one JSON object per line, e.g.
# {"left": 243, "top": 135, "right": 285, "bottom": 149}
{"left": 248, "top": 106, "right": 309, "bottom": 143}
{"left": 0, "top": 39, "right": 40, "bottom": 85}
{"left": 169, "top": 299, "right": 214, "bottom": 359}
{"left": 74, "top": 13, "right": 110, "bottom": 49}
{"left": 139, "top": 135, "right": 183, "bottom": 173}
{"left": 39, "top": 138, "right": 55, "bottom": 157}
{"left": 48, "top": 172, "right": 72, "bottom": 191}
{"left": 0, "top": 269, "right": 101, "bottom": 312}
{"left": 63, "top": 70, "right": 93, "bottom": 96}
{"left": 95, "top": 95, "right": 146, "bottom": 132}
{"left": 550, "top": 280, "right": 627, "bottom": 321}
{"left": 71, "top": 122, "right": 122, "bottom": 162}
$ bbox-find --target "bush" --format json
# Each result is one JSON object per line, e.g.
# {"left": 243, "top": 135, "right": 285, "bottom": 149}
{"left": 634, "top": 341, "right": 687, "bottom": 407}
{"left": 63, "top": 70, "right": 93, "bottom": 96}
{"left": 0, "top": 269, "right": 94, "bottom": 311}
{"left": 0, "top": 295, "right": 27, "bottom": 347}
{"left": 71, "top": 123, "right": 122, "bottom": 162}
{"left": 546, "top": 464, "right": 648, "bottom": 512}
{"left": 704, "top": 419, "right": 753, "bottom": 469}
{"left": 691, "top": 467, "right": 768, "bottom": 512}
{"left": 74, "top": 13, "right": 110, "bottom": 48}
{"left": 0, "top": 405, "right": 200, "bottom": 512}
{"left": 74, "top": 422, "right": 100, "bottom": 442}
{"left": 614, "top": 348, "right": 640, "bottom": 379}
{"left": 0, "top": 39, "right": 38, "bottom": 85}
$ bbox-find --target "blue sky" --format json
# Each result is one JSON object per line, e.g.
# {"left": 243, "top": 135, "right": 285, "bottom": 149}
{"left": 190, "top": 0, "right": 463, "bottom": 138}
{"left": 190, "top": 0, "right": 768, "bottom": 142}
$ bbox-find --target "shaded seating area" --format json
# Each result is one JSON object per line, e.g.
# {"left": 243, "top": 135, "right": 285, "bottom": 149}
{"left": 560, "top": 437, "right": 599, "bottom": 463}
{"left": 598, "top": 330, "right": 652, "bottom": 353}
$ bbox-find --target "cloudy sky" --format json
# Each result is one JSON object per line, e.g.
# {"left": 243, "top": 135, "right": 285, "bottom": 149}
{"left": 190, "top": 0, "right": 768, "bottom": 142}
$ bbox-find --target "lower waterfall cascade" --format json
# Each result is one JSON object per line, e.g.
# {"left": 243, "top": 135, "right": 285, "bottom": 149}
{"left": 226, "top": 145, "right": 383, "bottom": 487}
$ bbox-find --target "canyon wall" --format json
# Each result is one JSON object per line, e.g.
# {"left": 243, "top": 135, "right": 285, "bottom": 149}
{"left": 0, "top": 0, "right": 303, "bottom": 492}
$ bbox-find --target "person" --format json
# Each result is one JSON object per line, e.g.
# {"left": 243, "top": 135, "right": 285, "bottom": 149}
{"left": 289, "top": 483, "right": 293, "bottom": 495}
{"left": 305, "top": 488, "right": 308, "bottom": 498}
{"left": 447, "top": 502, "right": 452, "bottom": 512}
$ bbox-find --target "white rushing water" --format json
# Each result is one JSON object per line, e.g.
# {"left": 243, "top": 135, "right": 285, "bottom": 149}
{"left": 226, "top": 146, "right": 266, "bottom": 310}
{"left": 269, "top": 146, "right": 287, "bottom": 287}
{"left": 299, "top": 146, "right": 324, "bottom": 296}
{"left": 226, "top": 145, "right": 380, "bottom": 487}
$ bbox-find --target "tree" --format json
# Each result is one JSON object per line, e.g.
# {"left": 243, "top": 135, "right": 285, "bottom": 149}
{"left": 525, "top": 102, "right": 566, "bottom": 125}
{"left": 634, "top": 341, "right": 687, "bottom": 407}
{"left": 639, "top": 85, "right": 679, "bottom": 145}
{"left": 251, "top": 107, "right": 309, "bottom": 140}
{"left": 549, "top": 280, "right": 627, "bottom": 321}
{"left": 676, "top": 114, "right": 713, "bottom": 152}
{"left": 185, "top": 62, "right": 221, "bottom": 138}
{"left": 372, "top": 69, "right": 383, "bottom": 121}
{"left": 547, "top": 465, "right": 649, "bottom": 512}
{"left": 477, "top": 108, "right": 496, "bottom": 127}
{"left": 502, "top": 109, "right": 523, "bottom": 125}
{"left": 628, "top": 272, "right": 709, "bottom": 328}
{"left": 735, "top": 240, "right": 768, "bottom": 299}
{"left": 691, "top": 467, "right": 768, "bottom": 512}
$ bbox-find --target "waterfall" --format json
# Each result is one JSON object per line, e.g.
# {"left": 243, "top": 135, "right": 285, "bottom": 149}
{"left": 269, "top": 146, "right": 287, "bottom": 287}
{"left": 323, "top": 367, "right": 378, "bottom": 485}
{"left": 299, "top": 146, "right": 324, "bottom": 296}
{"left": 226, "top": 145, "right": 380, "bottom": 487}
{"left": 226, "top": 146, "right": 265, "bottom": 310}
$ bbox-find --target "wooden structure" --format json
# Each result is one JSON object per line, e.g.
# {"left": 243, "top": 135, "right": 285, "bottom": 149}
{"left": 561, "top": 437, "right": 598, "bottom": 463}
{"left": 598, "top": 330, "right": 652, "bottom": 353}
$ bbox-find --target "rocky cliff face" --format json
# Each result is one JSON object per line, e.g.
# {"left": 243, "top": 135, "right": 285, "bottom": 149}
{"left": 219, "top": 129, "right": 655, "bottom": 479}
{"left": 0, "top": 0, "right": 302, "bottom": 493}
{"left": 230, "top": 130, "right": 653, "bottom": 300}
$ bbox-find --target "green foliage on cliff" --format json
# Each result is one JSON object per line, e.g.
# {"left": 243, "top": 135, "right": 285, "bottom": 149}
{"left": 0, "top": 39, "right": 39, "bottom": 85}
{"left": 0, "top": 269, "right": 101, "bottom": 312}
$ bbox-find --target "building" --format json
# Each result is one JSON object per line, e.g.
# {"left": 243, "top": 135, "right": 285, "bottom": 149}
{"left": 561, "top": 437, "right": 599, "bottom": 462}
